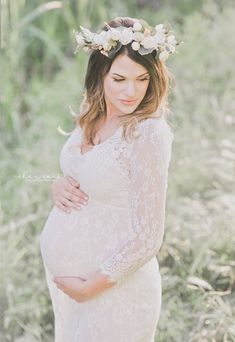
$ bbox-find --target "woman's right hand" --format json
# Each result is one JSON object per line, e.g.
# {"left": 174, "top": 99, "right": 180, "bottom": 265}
{"left": 51, "top": 175, "right": 89, "bottom": 213}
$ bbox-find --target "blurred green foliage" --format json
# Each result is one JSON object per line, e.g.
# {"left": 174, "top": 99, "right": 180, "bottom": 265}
{"left": 0, "top": 0, "right": 235, "bottom": 341}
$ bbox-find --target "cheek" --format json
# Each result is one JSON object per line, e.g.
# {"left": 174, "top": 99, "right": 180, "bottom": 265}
{"left": 105, "top": 80, "right": 122, "bottom": 100}
{"left": 139, "top": 82, "right": 149, "bottom": 97}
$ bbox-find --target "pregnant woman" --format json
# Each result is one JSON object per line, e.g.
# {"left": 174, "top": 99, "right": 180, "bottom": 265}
{"left": 39, "top": 16, "right": 179, "bottom": 342}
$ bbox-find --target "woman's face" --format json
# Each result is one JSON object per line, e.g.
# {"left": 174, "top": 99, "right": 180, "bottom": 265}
{"left": 103, "top": 54, "right": 150, "bottom": 116}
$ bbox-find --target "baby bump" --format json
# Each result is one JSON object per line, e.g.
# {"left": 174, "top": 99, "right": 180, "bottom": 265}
{"left": 39, "top": 203, "right": 131, "bottom": 278}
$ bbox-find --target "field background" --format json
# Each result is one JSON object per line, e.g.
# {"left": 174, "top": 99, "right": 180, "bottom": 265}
{"left": 0, "top": 0, "right": 235, "bottom": 341}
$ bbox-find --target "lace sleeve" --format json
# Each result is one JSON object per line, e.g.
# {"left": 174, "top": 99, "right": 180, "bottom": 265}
{"left": 97, "top": 118, "right": 174, "bottom": 285}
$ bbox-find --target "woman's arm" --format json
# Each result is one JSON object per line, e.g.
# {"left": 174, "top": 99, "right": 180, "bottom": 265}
{"left": 86, "top": 119, "right": 174, "bottom": 294}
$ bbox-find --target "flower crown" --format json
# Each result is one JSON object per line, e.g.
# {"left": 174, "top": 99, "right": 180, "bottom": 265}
{"left": 73, "top": 19, "right": 181, "bottom": 62}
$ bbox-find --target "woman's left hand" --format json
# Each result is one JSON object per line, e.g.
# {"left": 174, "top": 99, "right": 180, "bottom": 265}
{"left": 53, "top": 271, "right": 116, "bottom": 303}
{"left": 53, "top": 276, "right": 92, "bottom": 303}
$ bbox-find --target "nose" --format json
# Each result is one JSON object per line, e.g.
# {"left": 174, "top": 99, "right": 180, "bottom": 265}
{"left": 124, "top": 81, "right": 136, "bottom": 98}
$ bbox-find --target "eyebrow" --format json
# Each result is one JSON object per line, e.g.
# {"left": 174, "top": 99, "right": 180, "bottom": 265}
{"left": 112, "top": 72, "right": 149, "bottom": 78}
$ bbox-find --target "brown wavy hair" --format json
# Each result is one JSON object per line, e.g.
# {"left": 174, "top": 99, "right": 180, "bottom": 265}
{"left": 75, "top": 16, "right": 173, "bottom": 146}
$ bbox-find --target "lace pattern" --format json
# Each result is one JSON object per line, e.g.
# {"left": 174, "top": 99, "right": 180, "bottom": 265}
{"left": 98, "top": 118, "right": 174, "bottom": 284}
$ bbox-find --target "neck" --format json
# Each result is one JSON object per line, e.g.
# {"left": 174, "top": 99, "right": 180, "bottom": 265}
{"left": 103, "top": 112, "right": 121, "bottom": 126}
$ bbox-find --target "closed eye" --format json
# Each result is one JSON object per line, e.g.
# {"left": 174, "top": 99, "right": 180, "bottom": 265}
{"left": 113, "top": 78, "right": 150, "bottom": 82}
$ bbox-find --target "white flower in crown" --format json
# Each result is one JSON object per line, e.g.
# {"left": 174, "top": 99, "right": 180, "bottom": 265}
{"left": 133, "top": 31, "right": 145, "bottom": 42}
{"left": 141, "top": 36, "right": 155, "bottom": 49}
{"left": 94, "top": 31, "right": 109, "bottom": 46}
{"left": 155, "top": 24, "right": 165, "bottom": 32}
{"left": 75, "top": 33, "right": 85, "bottom": 46}
{"left": 167, "top": 44, "right": 176, "bottom": 53}
{"left": 131, "top": 41, "right": 140, "bottom": 51}
{"left": 73, "top": 20, "right": 182, "bottom": 61}
{"left": 133, "top": 22, "right": 143, "bottom": 31}
{"left": 159, "top": 50, "right": 169, "bottom": 61}
{"left": 165, "top": 35, "right": 177, "bottom": 53}
{"left": 108, "top": 28, "right": 121, "bottom": 41}
{"left": 79, "top": 26, "right": 95, "bottom": 42}
{"left": 153, "top": 31, "right": 166, "bottom": 45}
{"left": 119, "top": 28, "right": 134, "bottom": 45}
{"left": 167, "top": 35, "right": 177, "bottom": 45}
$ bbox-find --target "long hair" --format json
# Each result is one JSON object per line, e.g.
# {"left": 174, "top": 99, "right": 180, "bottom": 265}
{"left": 75, "top": 16, "right": 173, "bottom": 146}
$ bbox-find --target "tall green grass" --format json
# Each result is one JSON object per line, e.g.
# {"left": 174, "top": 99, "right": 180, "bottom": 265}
{"left": 0, "top": 0, "right": 111, "bottom": 137}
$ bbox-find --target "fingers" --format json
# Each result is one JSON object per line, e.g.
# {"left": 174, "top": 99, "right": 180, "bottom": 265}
{"left": 65, "top": 183, "right": 81, "bottom": 199}
{"left": 63, "top": 189, "right": 88, "bottom": 205}
{"left": 65, "top": 176, "right": 80, "bottom": 188}
{"left": 53, "top": 277, "right": 89, "bottom": 302}
{"left": 53, "top": 276, "right": 66, "bottom": 287}
{"left": 55, "top": 283, "right": 63, "bottom": 290}
{"left": 66, "top": 183, "right": 89, "bottom": 201}
{"left": 55, "top": 194, "right": 86, "bottom": 213}
{"left": 59, "top": 196, "right": 82, "bottom": 211}
{"left": 65, "top": 177, "right": 89, "bottom": 200}
{"left": 55, "top": 199, "right": 80, "bottom": 213}
{"left": 55, "top": 201, "right": 71, "bottom": 213}
{"left": 54, "top": 281, "right": 66, "bottom": 294}
{"left": 51, "top": 176, "right": 89, "bottom": 212}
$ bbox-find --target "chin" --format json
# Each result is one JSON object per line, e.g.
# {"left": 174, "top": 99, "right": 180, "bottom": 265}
{"left": 117, "top": 104, "right": 139, "bottom": 114}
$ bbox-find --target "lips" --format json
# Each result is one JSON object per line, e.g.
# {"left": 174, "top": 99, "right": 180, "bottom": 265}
{"left": 120, "top": 99, "right": 137, "bottom": 105}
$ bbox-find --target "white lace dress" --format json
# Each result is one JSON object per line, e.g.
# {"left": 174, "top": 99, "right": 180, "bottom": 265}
{"left": 39, "top": 115, "right": 174, "bottom": 342}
